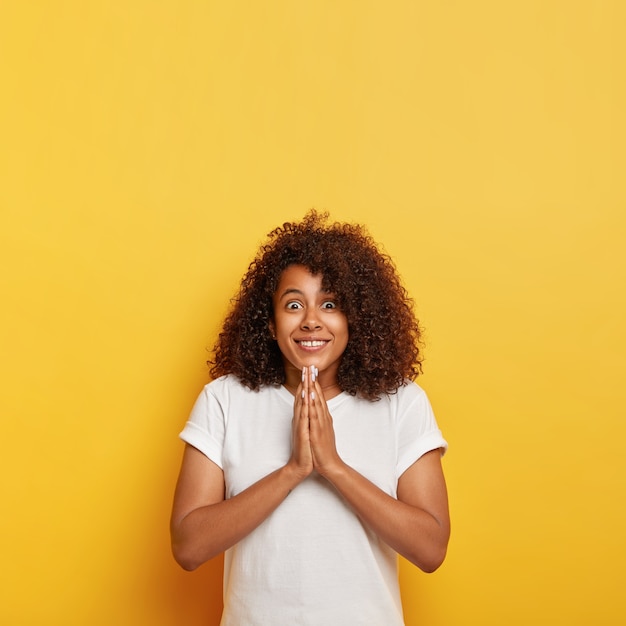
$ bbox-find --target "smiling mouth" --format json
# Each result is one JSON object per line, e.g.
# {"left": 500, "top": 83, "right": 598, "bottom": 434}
{"left": 297, "top": 340, "right": 328, "bottom": 347}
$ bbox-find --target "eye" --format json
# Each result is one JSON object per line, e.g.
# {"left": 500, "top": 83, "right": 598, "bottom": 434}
{"left": 286, "top": 301, "right": 303, "bottom": 310}
{"left": 321, "top": 300, "right": 337, "bottom": 309}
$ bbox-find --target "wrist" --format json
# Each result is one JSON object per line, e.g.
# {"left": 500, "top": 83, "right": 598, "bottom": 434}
{"left": 317, "top": 457, "right": 348, "bottom": 484}
{"left": 283, "top": 459, "right": 311, "bottom": 486}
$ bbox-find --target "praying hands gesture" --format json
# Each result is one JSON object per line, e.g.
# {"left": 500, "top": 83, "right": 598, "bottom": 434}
{"left": 289, "top": 365, "right": 342, "bottom": 479}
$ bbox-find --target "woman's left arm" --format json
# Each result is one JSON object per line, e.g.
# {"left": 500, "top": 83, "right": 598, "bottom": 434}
{"left": 320, "top": 449, "right": 449, "bottom": 573}
{"left": 308, "top": 380, "right": 450, "bottom": 573}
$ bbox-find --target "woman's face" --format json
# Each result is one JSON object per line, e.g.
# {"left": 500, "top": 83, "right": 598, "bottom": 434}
{"left": 270, "top": 264, "right": 349, "bottom": 384}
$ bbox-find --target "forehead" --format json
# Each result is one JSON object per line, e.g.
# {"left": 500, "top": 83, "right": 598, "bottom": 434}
{"left": 274, "top": 265, "right": 327, "bottom": 296}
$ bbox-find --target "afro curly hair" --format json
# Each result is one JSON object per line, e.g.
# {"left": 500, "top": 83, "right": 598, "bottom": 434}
{"left": 209, "top": 210, "right": 424, "bottom": 400}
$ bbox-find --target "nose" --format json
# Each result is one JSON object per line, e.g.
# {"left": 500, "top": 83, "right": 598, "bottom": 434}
{"left": 301, "top": 311, "right": 322, "bottom": 330}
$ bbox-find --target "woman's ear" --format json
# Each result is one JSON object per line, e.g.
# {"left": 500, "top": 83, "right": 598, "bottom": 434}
{"left": 269, "top": 320, "right": 276, "bottom": 340}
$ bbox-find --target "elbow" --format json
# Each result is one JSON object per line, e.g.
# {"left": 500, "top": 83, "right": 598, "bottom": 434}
{"left": 408, "top": 541, "right": 448, "bottom": 574}
{"left": 170, "top": 519, "right": 206, "bottom": 571}
{"left": 177, "top": 558, "right": 200, "bottom": 573}
{"left": 422, "top": 541, "right": 448, "bottom": 573}
{"left": 419, "top": 549, "right": 446, "bottom": 574}
{"left": 171, "top": 542, "right": 202, "bottom": 572}
{"left": 415, "top": 519, "right": 450, "bottom": 573}
{"left": 171, "top": 536, "right": 222, "bottom": 572}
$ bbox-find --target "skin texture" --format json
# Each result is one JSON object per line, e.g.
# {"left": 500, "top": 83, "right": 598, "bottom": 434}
{"left": 171, "top": 266, "right": 450, "bottom": 574}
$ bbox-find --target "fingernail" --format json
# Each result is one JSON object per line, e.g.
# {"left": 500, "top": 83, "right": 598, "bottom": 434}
{"left": 311, "top": 368, "right": 316, "bottom": 382}
{"left": 302, "top": 367, "right": 306, "bottom": 381}
{"left": 311, "top": 391, "right": 315, "bottom": 400}
{"left": 302, "top": 389, "right": 305, "bottom": 398}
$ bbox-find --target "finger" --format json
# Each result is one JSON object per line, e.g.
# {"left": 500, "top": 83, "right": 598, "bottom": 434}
{"left": 293, "top": 380, "right": 303, "bottom": 413}
{"left": 302, "top": 366, "right": 308, "bottom": 404}
{"left": 309, "top": 365, "right": 318, "bottom": 405}
{"left": 310, "top": 374, "right": 328, "bottom": 416}
{"left": 308, "top": 370, "right": 320, "bottom": 419}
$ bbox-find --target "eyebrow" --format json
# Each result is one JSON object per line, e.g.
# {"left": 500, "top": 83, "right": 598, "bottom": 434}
{"left": 278, "top": 287, "right": 334, "bottom": 300}
{"left": 278, "top": 288, "right": 304, "bottom": 300}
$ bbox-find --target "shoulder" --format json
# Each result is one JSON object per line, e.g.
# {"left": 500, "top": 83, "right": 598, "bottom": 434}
{"left": 203, "top": 375, "right": 282, "bottom": 403}
{"left": 336, "top": 381, "right": 431, "bottom": 421}
{"left": 338, "top": 381, "right": 428, "bottom": 412}
{"left": 203, "top": 374, "right": 257, "bottom": 395}
{"left": 397, "top": 379, "right": 427, "bottom": 397}
{"left": 386, "top": 380, "right": 439, "bottom": 428}
{"left": 189, "top": 376, "right": 266, "bottom": 424}
{"left": 387, "top": 379, "right": 429, "bottom": 406}
{"left": 205, "top": 374, "right": 243, "bottom": 392}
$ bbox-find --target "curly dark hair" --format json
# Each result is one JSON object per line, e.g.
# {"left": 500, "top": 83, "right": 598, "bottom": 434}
{"left": 209, "top": 210, "right": 423, "bottom": 400}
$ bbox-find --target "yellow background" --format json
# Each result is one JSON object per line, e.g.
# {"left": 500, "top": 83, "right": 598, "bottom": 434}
{"left": 1, "top": 2, "right": 624, "bottom": 625}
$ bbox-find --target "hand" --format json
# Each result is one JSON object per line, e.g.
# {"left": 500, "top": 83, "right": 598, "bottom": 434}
{"left": 305, "top": 366, "right": 344, "bottom": 477}
{"left": 288, "top": 368, "right": 314, "bottom": 480}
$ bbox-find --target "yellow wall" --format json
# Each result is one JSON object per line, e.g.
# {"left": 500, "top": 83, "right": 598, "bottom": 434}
{"left": 1, "top": 2, "right": 624, "bottom": 624}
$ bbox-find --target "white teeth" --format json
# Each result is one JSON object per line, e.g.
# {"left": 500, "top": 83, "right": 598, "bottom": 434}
{"left": 299, "top": 340, "right": 326, "bottom": 347}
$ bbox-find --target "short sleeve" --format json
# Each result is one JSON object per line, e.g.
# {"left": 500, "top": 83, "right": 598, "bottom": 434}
{"left": 396, "top": 383, "right": 447, "bottom": 478}
{"left": 179, "top": 383, "right": 227, "bottom": 469}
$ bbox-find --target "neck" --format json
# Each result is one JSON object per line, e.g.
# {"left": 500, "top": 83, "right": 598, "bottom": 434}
{"left": 283, "top": 363, "right": 342, "bottom": 399}
{"left": 283, "top": 380, "right": 343, "bottom": 400}
{"left": 284, "top": 380, "right": 341, "bottom": 392}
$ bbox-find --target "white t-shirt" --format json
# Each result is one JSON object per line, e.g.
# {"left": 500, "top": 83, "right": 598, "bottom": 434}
{"left": 180, "top": 375, "right": 447, "bottom": 626}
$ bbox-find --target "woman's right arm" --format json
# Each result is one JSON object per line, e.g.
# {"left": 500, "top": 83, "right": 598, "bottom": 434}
{"left": 170, "top": 390, "right": 312, "bottom": 571}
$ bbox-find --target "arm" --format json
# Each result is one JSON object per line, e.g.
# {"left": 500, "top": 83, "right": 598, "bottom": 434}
{"left": 306, "top": 371, "right": 450, "bottom": 573}
{"left": 170, "top": 385, "right": 313, "bottom": 571}
{"left": 319, "top": 449, "right": 449, "bottom": 573}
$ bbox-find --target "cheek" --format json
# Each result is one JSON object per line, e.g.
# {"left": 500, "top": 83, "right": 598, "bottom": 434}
{"left": 335, "top": 320, "right": 350, "bottom": 346}
{"left": 273, "top": 316, "right": 298, "bottom": 341}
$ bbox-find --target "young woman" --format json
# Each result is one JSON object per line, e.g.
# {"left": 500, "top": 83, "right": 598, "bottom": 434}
{"left": 171, "top": 211, "right": 450, "bottom": 625}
